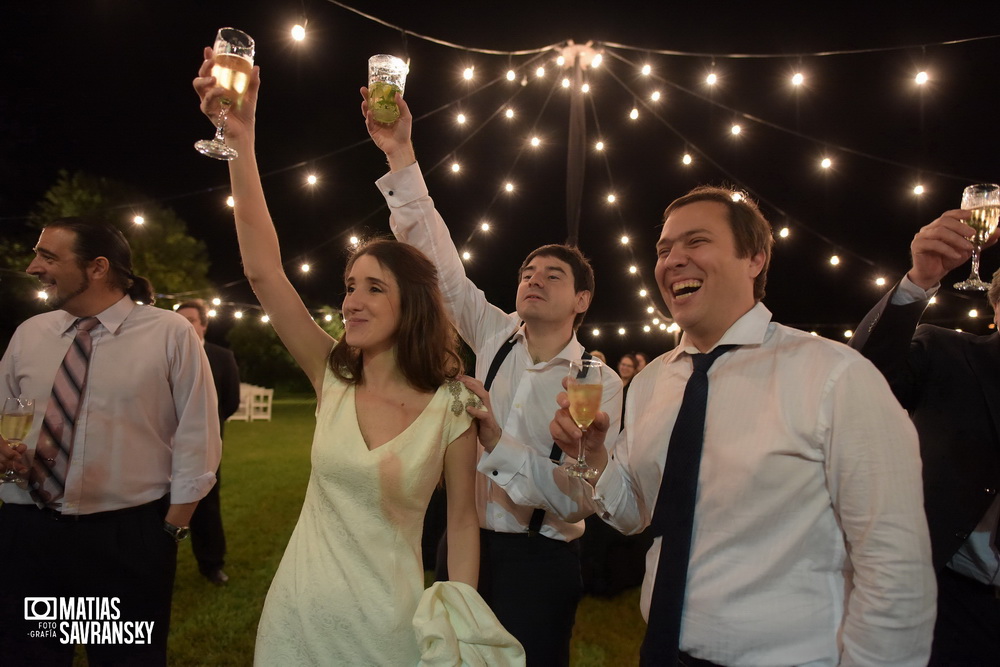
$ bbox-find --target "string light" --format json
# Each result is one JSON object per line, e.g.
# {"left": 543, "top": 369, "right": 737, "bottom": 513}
{"left": 226, "top": 196, "right": 235, "bottom": 208}
{"left": 261, "top": 315, "right": 270, "bottom": 323}
{"left": 646, "top": 306, "right": 654, "bottom": 313}
{"left": 463, "top": 66, "right": 474, "bottom": 80}
{"left": 207, "top": 309, "right": 217, "bottom": 318}
{"left": 778, "top": 227, "right": 790, "bottom": 238}
{"left": 535, "top": 66, "right": 545, "bottom": 78}
{"left": 291, "top": 24, "right": 306, "bottom": 41}
{"left": 462, "top": 250, "right": 472, "bottom": 261}
{"left": 875, "top": 277, "right": 886, "bottom": 286}
{"left": 581, "top": 83, "right": 590, "bottom": 94}
{"left": 133, "top": 215, "right": 145, "bottom": 225}
{"left": 643, "top": 325, "right": 651, "bottom": 332}
{"left": 451, "top": 162, "right": 461, "bottom": 172}
{"left": 506, "top": 70, "right": 516, "bottom": 81}
{"left": 561, "top": 78, "right": 571, "bottom": 88}
{"left": 929, "top": 296, "right": 937, "bottom": 305}
{"left": 591, "top": 328, "right": 600, "bottom": 336}
{"left": 456, "top": 113, "right": 467, "bottom": 124}
{"left": 969, "top": 309, "right": 978, "bottom": 318}
{"left": 306, "top": 174, "right": 318, "bottom": 185}
{"left": 810, "top": 331, "right": 818, "bottom": 336}
{"left": 595, "top": 140, "right": 605, "bottom": 151}
{"left": 300, "top": 263, "right": 311, "bottom": 273}
{"left": 629, "top": 108, "right": 639, "bottom": 120}
{"left": 915, "top": 71, "right": 929, "bottom": 85}
{"left": 607, "top": 193, "right": 616, "bottom": 203}
{"left": 233, "top": 311, "right": 243, "bottom": 319}
{"left": 682, "top": 153, "right": 693, "bottom": 165}
{"left": 731, "top": 192, "right": 744, "bottom": 202}
{"left": 730, "top": 124, "right": 742, "bottom": 135}
{"left": 667, "top": 323, "right": 680, "bottom": 333}
{"left": 628, "top": 265, "right": 637, "bottom": 274}
{"left": 504, "top": 108, "right": 515, "bottom": 119}
{"left": 650, "top": 90, "right": 661, "bottom": 101}
{"left": 530, "top": 136, "right": 541, "bottom": 147}
{"left": 913, "top": 184, "right": 925, "bottom": 195}
{"left": 556, "top": 55, "right": 566, "bottom": 67}
{"left": 480, "top": 222, "right": 490, "bottom": 232}
{"left": 641, "top": 64, "right": 651, "bottom": 76}
{"left": 820, "top": 157, "right": 832, "bottom": 169}
{"left": 791, "top": 72, "right": 805, "bottom": 86}
{"left": 324, "top": 314, "right": 333, "bottom": 322}
{"left": 618, "top": 327, "right": 626, "bottom": 335}
{"left": 639, "top": 289, "right": 647, "bottom": 297}
{"left": 349, "top": 236, "right": 359, "bottom": 246}
{"left": 212, "top": 297, "right": 222, "bottom": 306}
{"left": 504, "top": 182, "right": 515, "bottom": 193}
{"left": 829, "top": 255, "right": 841, "bottom": 266}
{"left": 706, "top": 72, "right": 718, "bottom": 85}
{"left": 620, "top": 235, "right": 629, "bottom": 245}
{"left": 591, "top": 53, "right": 602, "bottom": 67}
{"left": 37, "top": 290, "right": 47, "bottom": 300}
{"left": 843, "top": 329, "right": 853, "bottom": 338}
{"left": 652, "top": 318, "right": 660, "bottom": 325}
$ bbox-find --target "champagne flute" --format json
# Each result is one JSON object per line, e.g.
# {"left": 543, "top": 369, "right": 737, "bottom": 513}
{"left": 565, "top": 358, "right": 603, "bottom": 479}
{"left": 195, "top": 27, "right": 255, "bottom": 161}
{"left": 953, "top": 183, "right": 1000, "bottom": 291}
{"left": 1, "top": 397, "right": 35, "bottom": 486}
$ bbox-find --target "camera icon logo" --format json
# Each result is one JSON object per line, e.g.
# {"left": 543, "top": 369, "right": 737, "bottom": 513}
{"left": 24, "top": 597, "right": 57, "bottom": 621}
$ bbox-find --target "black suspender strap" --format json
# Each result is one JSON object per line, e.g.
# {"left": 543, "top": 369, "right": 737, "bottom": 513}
{"left": 483, "top": 330, "right": 519, "bottom": 393}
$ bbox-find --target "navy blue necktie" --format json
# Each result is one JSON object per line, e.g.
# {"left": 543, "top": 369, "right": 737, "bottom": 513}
{"left": 640, "top": 345, "right": 737, "bottom": 666}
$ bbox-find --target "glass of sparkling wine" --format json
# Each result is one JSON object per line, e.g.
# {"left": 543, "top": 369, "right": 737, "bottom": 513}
{"left": 565, "top": 358, "right": 603, "bottom": 479}
{"left": 195, "top": 27, "right": 255, "bottom": 161}
{"left": 1, "top": 397, "right": 35, "bottom": 486}
{"left": 367, "top": 54, "right": 408, "bottom": 124}
{"left": 953, "top": 183, "right": 1000, "bottom": 291}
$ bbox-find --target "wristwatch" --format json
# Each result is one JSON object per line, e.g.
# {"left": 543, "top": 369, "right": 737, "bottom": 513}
{"left": 163, "top": 521, "right": 190, "bottom": 542}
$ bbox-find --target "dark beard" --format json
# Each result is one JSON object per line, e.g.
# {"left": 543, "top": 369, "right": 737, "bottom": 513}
{"left": 49, "top": 274, "right": 90, "bottom": 310}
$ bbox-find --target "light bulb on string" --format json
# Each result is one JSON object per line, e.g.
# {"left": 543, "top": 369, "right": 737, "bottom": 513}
{"left": 261, "top": 315, "right": 270, "bottom": 323}
{"left": 451, "top": 162, "right": 461, "bottom": 172}
{"left": 556, "top": 55, "right": 566, "bottom": 67}
{"left": 875, "top": 277, "right": 886, "bottom": 286}
{"left": 639, "top": 289, "right": 647, "bottom": 297}
{"left": 530, "top": 136, "right": 541, "bottom": 147}
{"left": 650, "top": 90, "right": 661, "bottom": 101}
{"left": 463, "top": 67, "right": 474, "bottom": 80}
{"left": 504, "top": 182, "right": 515, "bottom": 193}
{"left": 462, "top": 250, "right": 472, "bottom": 261}
{"left": 581, "top": 83, "right": 590, "bottom": 94}
{"left": 506, "top": 70, "right": 516, "bottom": 81}
{"left": 607, "top": 193, "right": 616, "bottom": 204}
{"left": 929, "top": 296, "right": 938, "bottom": 305}
{"left": 324, "top": 314, "right": 333, "bottom": 322}
{"left": 348, "top": 235, "right": 359, "bottom": 246}
{"left": 591, "top": 328, "right": 600, "bottom": 337}
{"left": 969, "top": 309, "right": 979, "bottom": 318}
{"left": 37, "top": 290, "right": 48, "bottom": 300}
{"left": 778, "top": 227, "right": 790, "bottom": 238}
{"left": 706, "top": 72, "right": 718, "bottom": 85}
{"left": 652, "top": 318, "right": 660, "bottom": 325}
{"left": 480, "top": 222, "right": 490, "bottom": 232}
{"left": 212, "top": 297, "right": 222, "bottom": 306}
{"left": 234, "top": 311, "right": 243, "bottom": 319}
{"left": 628, "top": 265, "right": 637, "bottom": 274}
{"left": 641, "top": 64, "right": 651, "bottom": 76}
{"left": 791, "top": 72, "right": 805, "bottom": 86}
{"left": 595, "top": 140, "right": 605, "bottom": 151}
{"left": 456, "top": 113, "right": 467, "bottom": 124}
{"left": 682, "top": 153, "right": 693, "bottom": 165}
{"left": 561, "top": 78, "right": 570, "bottom": 88}
{"left": 915, "top": 71, "right": 929, "bottom": 85}
{"left": 133, "top": 215, "right": 145, "bottom": 225}
{"left": 730, "top": 124, "right": 742, "bottom": 136}
{"left": 591, "top": 53, "right": 602, "bottom": 67}
{"left": 646, "top": 306, "right": 654, "bottom": 313}
{"left": 643, "top": 325, "right": 651, "bottom": 332}
{"left": 820, "top": 157, "right": 832, "bottom": 169}
{"left": 620, "top": 235, "right": 629, "bottom": 245}
{"left": 291, "top": 24, "right": 306, "bottom": 41}
{"left": 306, "top": 173, "right": 318, "bottom": 185}
{"left": 629, "top": 107, "right": 639, "bottom": 120}
{"left": 207, "top": 309, "right": 217, "bottom": 318}
{"left": 535, "top": 66, "right": 545, "bottom": 78}
{"left": 843, "top": 330, "right": 853, "bottom": 339}
{"left": 226, "top": 196, "right": 235, "bottom": 208}
{"left": 618, "top": 327, "right": 626, "bottom": 336}
{"left": 829, "top": 255, "right": 841, "bottom": 266}
{"left": 913, "top": 184, "right": 925, "bottom": 196}
{"left": 505, "top": 108, "right": 515, "bottom": 119}
{"left": 300, "top": 263, "right": 310, "bottom": 273}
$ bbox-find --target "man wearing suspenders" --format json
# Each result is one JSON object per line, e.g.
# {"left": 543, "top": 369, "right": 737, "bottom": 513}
{"left": 364, "top": 90, "right": 623, "bottom": 664}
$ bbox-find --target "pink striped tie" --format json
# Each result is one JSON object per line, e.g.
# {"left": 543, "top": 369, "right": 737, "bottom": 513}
{"left": 30, "top": 316, "right": 100, "bottom": 507}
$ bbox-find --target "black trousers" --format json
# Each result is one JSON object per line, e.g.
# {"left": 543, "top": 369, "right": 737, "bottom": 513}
{"left": 929, "top": 567, "right": 1000, "bottom": 666}
{"left": 478, "top": 530, "right": 582, "bottom": 667}
{"left": 0, "top": 497, "right": 176, "bottom": 667}
{"left": 190, "top": 464, "right": 226, "bottom": 574}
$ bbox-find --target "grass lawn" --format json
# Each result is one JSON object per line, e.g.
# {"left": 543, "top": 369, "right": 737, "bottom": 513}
{"left": 79, "top": 397, "right": 645, "bottom": 665}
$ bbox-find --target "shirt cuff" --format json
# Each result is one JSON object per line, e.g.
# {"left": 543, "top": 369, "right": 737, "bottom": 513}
{"left": 170, "top": 471, "right": 217, "bottom": 505}
{"left": 375, "top": 161, "right": 428, "bottom": 206}
{"left": 476, "top": 432, "right": 530, "bottom": 486}
{"left": 592, "top": 456, "right": 626, "bottom": 518}
{"left": 893, "top": 275, "right": 939, "bottom": 305}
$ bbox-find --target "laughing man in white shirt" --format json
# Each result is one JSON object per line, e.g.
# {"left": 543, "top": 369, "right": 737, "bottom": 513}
{"left": 550, "top": 187, "right": 936, "bottom": 666}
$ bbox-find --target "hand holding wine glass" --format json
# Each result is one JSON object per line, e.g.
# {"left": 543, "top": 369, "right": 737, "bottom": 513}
{"left": 565, "top": 359, "right": 604, "bottom": 479}
{"left": 953, "top": 184, "right": 1000, "bottom": 291}
{"left": 1, "top": 397, "right": 35, "bottom": 486}
{"left": 194, "top": 27, "right": 256, "bottom": 160}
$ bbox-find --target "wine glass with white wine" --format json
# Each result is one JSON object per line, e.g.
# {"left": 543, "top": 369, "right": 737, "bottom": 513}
{"left": 953, "top": 183, "right": 1000, "bottom": 291}
{"left": 194, "top": 27, "right": 255, "bottom": 161}
{"left": 565, "top": 358, "right": 604, "bottom": 479}
{"left": 1, "top": 397, "right": 35, "bottom": 486}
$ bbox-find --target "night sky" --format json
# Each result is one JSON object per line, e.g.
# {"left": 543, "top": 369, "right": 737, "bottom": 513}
{"left": 3, "top": 1, "right": 998, "bottom": 364}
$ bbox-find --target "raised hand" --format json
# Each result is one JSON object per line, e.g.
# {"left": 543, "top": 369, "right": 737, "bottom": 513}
{"left": 360, "top": 87, "right": 415, "bottom": 171}
{"left": 194, "top": 46, "right": 261, "bottom": 142}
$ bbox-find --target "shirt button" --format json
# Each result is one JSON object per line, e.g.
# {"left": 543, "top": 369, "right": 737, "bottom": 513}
{"left": 495, "top": 512, "right": 503, "bottom": 519}
{"left": 491, "top": 470, "right": 498, "bottom": 476}
{"left": 387, "top": 190, "right": 394, "bottom": 196}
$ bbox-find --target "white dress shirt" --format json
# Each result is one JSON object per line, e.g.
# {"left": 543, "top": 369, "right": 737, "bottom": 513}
{"left": 0, "top": 296, "right": 221, "bottom": 514}
{"left": 595, "top": 302, "right": 936, "bottom": 666}
{"left": 378, "top": 162, "right": 623, "bottom": 540}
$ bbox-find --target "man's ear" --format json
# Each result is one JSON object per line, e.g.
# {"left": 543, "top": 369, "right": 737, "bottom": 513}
{"left": 575, "top": 290, "right": 592, "bottom": 314}
{"left": 88, "top": 256, "right": 111, "bottom": 281}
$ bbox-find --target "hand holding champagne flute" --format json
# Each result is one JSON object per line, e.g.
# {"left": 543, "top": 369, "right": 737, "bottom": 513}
{"left": 565, "top": 358, "right": 603, "bottom": 479}
{"left": 194, "top": 27, "right": 255, "bottom": 160}
{"left": 1, "top": 397, "right": 35, "bottom": 486}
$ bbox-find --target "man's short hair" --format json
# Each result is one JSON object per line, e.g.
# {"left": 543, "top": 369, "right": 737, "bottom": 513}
{"left": 177, "top": 299, "right": 208, "bottom": 327}
{"left": 517, "top": 244, "right": 595, "bottom": 330}
{"left": 662, "top": 187, "right": 774, "bottom": 301}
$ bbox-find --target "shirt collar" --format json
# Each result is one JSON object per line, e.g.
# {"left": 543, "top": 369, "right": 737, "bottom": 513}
{"left": 666, "top": 301, "right": 772, "bottom": 363}
{"left": 512, "top": 323, "right": 587, "bottom": 366}
{"left": 56, "top": 295, "right": 136, "bottom": 336}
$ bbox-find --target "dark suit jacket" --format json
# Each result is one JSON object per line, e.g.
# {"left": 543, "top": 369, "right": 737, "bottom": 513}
{"left": 204, "top": 342, "right": 241, "bottom": 434}
{"left": 850, "top": 282, "right": 1000, "bottom": 571}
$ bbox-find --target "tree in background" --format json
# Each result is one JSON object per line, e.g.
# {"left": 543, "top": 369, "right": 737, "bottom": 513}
{"left": 227, "top": 305, "right": 345, "bottom": 394}
{"left": 30, "top": 170, "right": 213, "bottom": 299}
